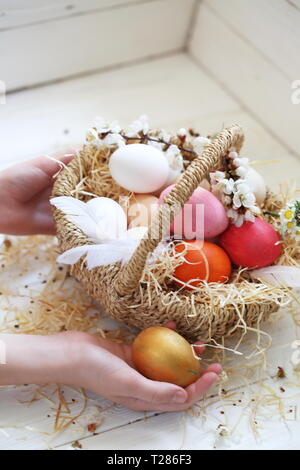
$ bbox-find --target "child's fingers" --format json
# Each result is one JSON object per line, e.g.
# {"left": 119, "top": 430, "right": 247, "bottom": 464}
{"left": 114, "top": 372, "right": 219, "bottom": 412}
{"left": 164, "top": 321, "right": 176, "bottom": 330}
{"left": 192, "top": 341, "right": 205, "bottom": 356}
{"left": 121, "top": 370, "right": 188, "bottom": 405}
{"left": 2, "top": 151, "right": 77, "bottom": 203}
{"left": 184, "top": 372, "right": 219, "bottom": 404}
{"left": 200, "top": 363, "right": 222, "bottom": 377}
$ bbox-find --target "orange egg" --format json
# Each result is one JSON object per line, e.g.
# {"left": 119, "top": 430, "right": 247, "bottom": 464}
{"left": 173, "top": 240, "right": 231, "bottom": 289}
{"left": 132, "top": 326, "right": 200, "bottom": 387}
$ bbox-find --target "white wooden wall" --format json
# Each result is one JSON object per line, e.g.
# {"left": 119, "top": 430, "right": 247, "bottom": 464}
{"left": 0, "top": 0, "right": 196, "bottom": 91}
{"left": 189, "top": 0, "right": 300, "bottom": 158}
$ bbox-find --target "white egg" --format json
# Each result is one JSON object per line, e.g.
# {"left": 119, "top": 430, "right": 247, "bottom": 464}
{"left": 109, "top": 144, "right": 169, "bottom": 193}
{"left": 244, "top": 167, "right": 267, "bottom": 206}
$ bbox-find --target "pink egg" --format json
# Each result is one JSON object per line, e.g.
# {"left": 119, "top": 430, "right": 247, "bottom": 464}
{"left": 158, "top": 185, "right": 228, "bottom": 240}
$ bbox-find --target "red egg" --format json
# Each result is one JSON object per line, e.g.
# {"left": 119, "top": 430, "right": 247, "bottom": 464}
{"left": 219, "top": 218, "right": 283, "bottom": 268}
{"left": 158, "top": 185, "right": 228, "bottom": 240}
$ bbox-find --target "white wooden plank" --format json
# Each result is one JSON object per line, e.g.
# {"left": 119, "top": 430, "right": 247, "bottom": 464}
{"left": 0, "top": 53, "right": 237, "bottom": 167}
{"left": 58, "top": 373, "right": 300, "bottom": 450}
{"left": 0, "top": 0, "right": 194, "bottom": 91}
{"left": 205, "top": 0, "right": 300, "bottom": 81}
{"left": 0, "top": 1, "right": 148, "bottom": 30}
{"left": 173, "top": 109, "right": 300, "bottom": 188}
{"left": 0, "top": 384, "right": 156, "bottom": 450}
{"left": 189, "top": 3, "right": 300, "bottom": 159}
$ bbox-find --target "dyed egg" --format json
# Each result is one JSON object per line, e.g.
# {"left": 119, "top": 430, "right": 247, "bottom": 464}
{"left": 128, "top": 194, "right": 158, "bottom": 228}
{"left": 219, "top": 217, "right": 282, "bottom": 268}
{"left": 173, "top": 241, "right": 232, "bottom": 289}
{"left": 132, "top": 326, "right": 201, "bottom": 387}
{"left": 109, "top": 144, "right": 169, "bottom": 193}
{"left": 244, "top": 167, "right": 266, "bottom": 206}
{"left": 158, "top": 185, "right": 228, "bottom": 239}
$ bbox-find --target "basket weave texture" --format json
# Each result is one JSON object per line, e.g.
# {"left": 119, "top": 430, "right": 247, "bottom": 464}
{"left": 52, "top": 125, "right": 283, "bottom": 342}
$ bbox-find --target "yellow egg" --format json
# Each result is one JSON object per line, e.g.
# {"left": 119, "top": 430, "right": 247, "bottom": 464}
{"left": 127, "top": 194, "right": 158, "bottom": 229}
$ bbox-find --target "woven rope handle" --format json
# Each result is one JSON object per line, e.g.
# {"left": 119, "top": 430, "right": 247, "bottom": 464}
{"left": 114, "top": 125, "right": 244, "bottom": 296}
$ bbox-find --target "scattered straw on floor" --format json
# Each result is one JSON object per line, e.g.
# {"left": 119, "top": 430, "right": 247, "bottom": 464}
{"left": 0, "top": 231, "right": 299, "bottom": 448}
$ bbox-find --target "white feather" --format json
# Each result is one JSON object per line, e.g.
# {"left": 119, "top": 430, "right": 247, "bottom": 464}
{"left": 56, "top": 232, "right": 145, "bottom": 269}
{"left": 126, "top": 226, "right": 148, "bottom": 240}
{"left": 51, "top": 196, "right": 127, "bottom": 243}
{"left": 86, "top": 240, "right": 137, "bottom": 268}
{"left": 249, "top": 266, "right": 300, "bottom": 287}
{"left": 57, "top": 245, "right": 91, "bottom": 265}
{"left": 51, "top": 197, "right": 100, "bottom": 242}
{"left": 52, "top": 197, "right": 147, "bottom": 268}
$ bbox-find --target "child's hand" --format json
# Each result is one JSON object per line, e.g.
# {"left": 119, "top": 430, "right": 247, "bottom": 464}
{"left": 1, "top": 326, "right": 221, "bottom": 412}
{"left": 0, "top": 152, "right": 75, "bottom": 235}
{"left": 63, "top": 327, "right": 222, "bottom": 412}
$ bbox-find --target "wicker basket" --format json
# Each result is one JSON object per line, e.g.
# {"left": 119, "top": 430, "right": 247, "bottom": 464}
{"left": 52, "top": 125, "right": 283, "bottom": 342}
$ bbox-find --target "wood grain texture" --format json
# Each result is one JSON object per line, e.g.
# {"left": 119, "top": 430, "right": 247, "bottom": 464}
{"left": 0, "top": 1, "right": 150, "bottom": 30}
{"left": 57, "top": 374, "right": 300, "bottom": 450}
{"left": 205, "top": 0, "right": 300, "bottom": 81}
{"left": 189, "top": 2, "right": 300, "bottom": 158}
{"left": 0, "top": 0, "right": 194, "bottom": 92}
{"left": 0, "top": 54, "right": 236, "bottom": 167}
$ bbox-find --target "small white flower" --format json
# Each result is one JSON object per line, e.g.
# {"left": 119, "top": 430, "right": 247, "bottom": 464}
{"left": 214, "top": 171, "right": 226, "bottom": 182}
{"left": 86, "top": 128, "right": 100, "bottom": 142}
{"left": 223, "top": 178, "right": 235, "bottom": 195}
{"left": 244, "top": 210, "right": 256, "bottom": 223}
{"left": 227, "top": 208, "right": 238, "bottom": 221}
{"left": 193, "top": 136, "right": 211, "bottom": 154}
{"left": 94, "top": 116, "right": 121, "bottom": 134}
{"left": 178, "top": 128, "right": 187, "bottom": 137}
{"left": 242, "top": 192, "right": 256, "bottom": 208}
{"left": 165, "top": 144, "right": 180, "bottom": 158}
{"left": 103, "top": 133, "right": 126, "bottom": 148}
{"left": 127, "top": 115, "right": 149, "bottom": 136}
{"left": 148, "top": 140, "right": 164, "bottom": 151}
{"left": 233, "top": 157, "right": 249, "bottom": 167}
{"left": 235, "top": 166, "right": 248, "bottom": 178}
{"left": 279, "top": 199, "right": 300, "bottom": 240}
{"left": 228, "top": 151, "right": 238, "bottom": 159}
{"left": 233, "top": 189, "right": 256, "bottom": 209}
{"left": 235, "top": 214, "right": 245, "bottom": 227}
{"left": 234, "top": 181, "right": 251, "bottom": 194}
{"left": 165, "top": 145, "right": 183, "bottom": 171}
{"left": 159, "top": 129, "right": 171, "bottom": 143}
{"left": 250, "top": 205, "right": 261, "bottom": 215}
{"left": 232, "top": 191, "right": 243, "bottom": 209}
{"left": 223, "top": 195, "right": 232, "bottom": 205}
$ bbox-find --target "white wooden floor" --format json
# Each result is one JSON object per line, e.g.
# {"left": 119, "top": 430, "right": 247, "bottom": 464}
{"left": 0, "top": 53, "right": 300, "bottom": 450}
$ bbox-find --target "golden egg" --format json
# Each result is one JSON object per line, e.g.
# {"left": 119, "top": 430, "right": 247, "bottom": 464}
{"left": 132, "top": 326, "right": 201, "bottom": 387}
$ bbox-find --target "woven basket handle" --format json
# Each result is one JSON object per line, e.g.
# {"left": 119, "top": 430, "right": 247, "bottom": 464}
{"left": 114, "top": 125, "right": 244, "bottom": 296}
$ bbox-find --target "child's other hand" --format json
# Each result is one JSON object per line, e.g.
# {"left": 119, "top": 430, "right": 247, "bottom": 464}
{"left": 0, "top": 152, "right": 76, "bottom": 235}
{"left": 63, "top": 325, "right": 222, "bottom": 412}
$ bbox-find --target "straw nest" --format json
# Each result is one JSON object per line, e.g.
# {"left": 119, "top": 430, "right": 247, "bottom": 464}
{"left": 52, "top": 125, "right": 299, "bottom": 342}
